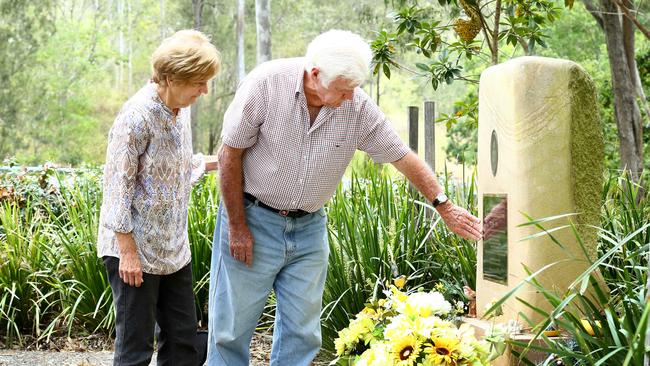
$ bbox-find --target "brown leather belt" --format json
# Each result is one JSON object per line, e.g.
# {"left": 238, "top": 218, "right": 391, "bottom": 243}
{"left": 243, "top": 192, "right": 312, "bottom": 218}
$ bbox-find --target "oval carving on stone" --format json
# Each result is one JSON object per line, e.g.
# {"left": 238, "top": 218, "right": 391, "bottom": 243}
{"left": 490, "top": 130, "right": 498, "bottom": 177}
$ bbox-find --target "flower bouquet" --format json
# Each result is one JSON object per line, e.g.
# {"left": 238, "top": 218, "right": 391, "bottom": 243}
{"left": 331, "top": 285, "right": 504, "bottom": 366}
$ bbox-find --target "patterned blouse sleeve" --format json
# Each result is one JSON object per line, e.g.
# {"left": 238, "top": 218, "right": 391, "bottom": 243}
{"left": 100, "top": 110, "right": 150, "bottom": 233}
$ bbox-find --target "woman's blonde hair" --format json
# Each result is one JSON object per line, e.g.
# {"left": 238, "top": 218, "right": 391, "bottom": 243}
{"left": 151, "top": 29, "right": 221, "bottom": 86}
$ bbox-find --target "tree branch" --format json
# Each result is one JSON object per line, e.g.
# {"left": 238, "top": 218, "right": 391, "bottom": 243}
{"left": 581, "top": 0, "right": 605, "bottom": 29}
{"left": 491, "top": 0, "right": 502, "bottom": 64}
{"left": 477, "top": 12, "right": 495, "bottom": 59}
{"left": 612, "top": 0, "right": 650, "bottom": 40}
{"left": 517, "top": 37, "right": 530, "bottom": 54}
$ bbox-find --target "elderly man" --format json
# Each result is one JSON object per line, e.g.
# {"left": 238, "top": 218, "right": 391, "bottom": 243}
{"left": 207, "top": 29, "right": 481, "bottom": 366}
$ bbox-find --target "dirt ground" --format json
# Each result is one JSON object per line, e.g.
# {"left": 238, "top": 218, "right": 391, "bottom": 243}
{"left": 0, "top": 333, "right": 274, "bottom": 366}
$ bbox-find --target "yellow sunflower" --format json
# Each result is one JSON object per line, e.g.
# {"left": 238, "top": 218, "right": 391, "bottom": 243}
{"left": 391, "top": 335, "right": 421, "bottom": 366}
{"left": 423, "top": 336, "right": 460, "bottom": 365}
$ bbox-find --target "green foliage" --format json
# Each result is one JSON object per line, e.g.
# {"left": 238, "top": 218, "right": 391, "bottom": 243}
{"left": 371, "top": 30, "right": 399, "bottom": 79}
{"left": 438, "top": 90, "right": 478, "bottom": 165}
{"left": 487, "top": 171, "right": 649, "bottom": 365}
{"left": 0, "top": 202, "right": 56, "bottom": 344}
{"left": 187, "top": 174, "right": 219, "bottom": 325}
{"left": 46, "top": 172, "right": 114, "bottom": 336}
{"left": 0, "top": 169, "right": 220, "bottom": 345}
{"left": 0, "top": 0, "right": 56, "bottom": 159}
{"left": 1, "top": 165, "right": 648, "bottom": 366}
{"left": 0, "top": 0, "right": 398, "bottom": 165}
{"left": 320, "top": 158, "right": 479, "bottom": 354}
{"left": 371, "top": 0, "right": 563, "bottom": 89}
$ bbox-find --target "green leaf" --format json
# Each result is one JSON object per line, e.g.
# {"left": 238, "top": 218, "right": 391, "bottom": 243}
{"left": 415, "top": 63, "right": 429, "bottom": 72}
{"left": 383, "top": 64, "right": 391, "bottom": 79}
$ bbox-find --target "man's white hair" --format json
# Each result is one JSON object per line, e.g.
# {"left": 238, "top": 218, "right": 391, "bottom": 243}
{"left": 305, "top": 30, "right": 372, "bottom": 88}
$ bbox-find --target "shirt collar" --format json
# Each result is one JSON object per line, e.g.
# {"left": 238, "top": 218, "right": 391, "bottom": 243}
{"left": 294, "top": 60, "right": 306, "bottom": 96}
{"left": 148, "top": 81, "right": 174, "bottom": 117}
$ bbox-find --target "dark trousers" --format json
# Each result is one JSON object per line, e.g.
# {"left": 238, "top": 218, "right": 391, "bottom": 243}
{"left": 104, "top": 256, "right": 198, "bottom": 366}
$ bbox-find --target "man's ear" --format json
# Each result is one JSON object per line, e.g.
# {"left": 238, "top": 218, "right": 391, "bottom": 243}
{"left": 310, "top": 67, "right": 320, "bottom": 79}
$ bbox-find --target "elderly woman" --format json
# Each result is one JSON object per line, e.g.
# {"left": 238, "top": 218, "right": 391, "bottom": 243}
{"left": 97, "top": 29, "right": 220, "bottom": 366}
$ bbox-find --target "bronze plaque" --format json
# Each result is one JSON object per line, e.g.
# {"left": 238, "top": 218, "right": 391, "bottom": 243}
{"left": 483, "top": 194, "right": 508, "bottom": 285}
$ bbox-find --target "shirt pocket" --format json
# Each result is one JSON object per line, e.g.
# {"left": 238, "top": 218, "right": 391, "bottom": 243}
{"left": 312, "top": 138, "right": 356, "bottom": 174}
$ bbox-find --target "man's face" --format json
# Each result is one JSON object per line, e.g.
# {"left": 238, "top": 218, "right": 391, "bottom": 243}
{"left": 314, "top": 76, "right": 356, "bottom": 108}
{"left": 171, "top": 79, "right": 209, "bottom": 108}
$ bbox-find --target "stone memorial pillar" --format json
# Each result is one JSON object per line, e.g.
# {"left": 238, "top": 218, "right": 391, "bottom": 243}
{"left": 476, "top": 56, "right": 604, "bottom": 326}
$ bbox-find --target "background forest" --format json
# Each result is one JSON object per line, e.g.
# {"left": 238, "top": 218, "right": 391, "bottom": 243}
{"left": 1, "top": 0, "right": 648, "bottom": 174}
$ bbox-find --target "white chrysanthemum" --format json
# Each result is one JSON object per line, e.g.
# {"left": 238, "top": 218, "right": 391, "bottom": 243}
{"left": 397, "top": 291, "right": 452, "bottom": 318}
{"left": 356, "top": 342, "right": 392, "bottom": 366}
{"left": 384, "top": 314, "right": 416, "bottom": 341}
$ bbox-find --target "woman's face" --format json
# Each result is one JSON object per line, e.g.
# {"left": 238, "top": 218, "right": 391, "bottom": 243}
{"left": 169, "top": 79, "right": 209, "bottom": 108}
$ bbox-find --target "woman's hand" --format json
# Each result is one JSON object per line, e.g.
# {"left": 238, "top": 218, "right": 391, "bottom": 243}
{"left": 115, "top": 232, "right": 144, "bottom": 287}
{"left": 204, "top": 154, "right": 219, "bottom": 171}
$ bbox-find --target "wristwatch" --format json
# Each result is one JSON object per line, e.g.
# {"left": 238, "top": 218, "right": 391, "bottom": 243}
{"left": 432, "top": 193, "right": 449, "bottom": 208}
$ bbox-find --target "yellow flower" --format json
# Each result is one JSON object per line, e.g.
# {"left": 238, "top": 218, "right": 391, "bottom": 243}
{"left": 423, "top": 336, "right": 460, "bottom": 365}
{"left": 580, "top": 319, "right": 602, "bottom": 336}
{"left": 361, "top": 307, "right": 376, "bottom": 316}
{"left": 334, "top": 337, "right": 346, "bottom": 356}
{"left": 335, "top": 328, "right": 354, "bottom": 355}
{"left": 391, "top": 335, "right": 421, "bottom": 366}
{"left": 388, "top": 286, "right": 409, "bottom": 311}
{"left": 393, "top": 275, "right": 407, "bottom": 289}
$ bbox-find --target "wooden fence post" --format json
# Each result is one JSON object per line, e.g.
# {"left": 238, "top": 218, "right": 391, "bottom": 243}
{"left": 424, "top": 101, "right": 436, "bottom": 172}
{"left": 408, "top": 106, "right": 418, "bottom": 153}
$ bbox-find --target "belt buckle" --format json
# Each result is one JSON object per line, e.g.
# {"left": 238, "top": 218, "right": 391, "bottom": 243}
{"left": 279, "top": 210, "right": 289, "bottom": 217}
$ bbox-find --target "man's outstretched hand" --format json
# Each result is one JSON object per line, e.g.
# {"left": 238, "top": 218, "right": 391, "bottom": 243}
{"left": 437, "top": 203, "right": 482, "bottom": 240}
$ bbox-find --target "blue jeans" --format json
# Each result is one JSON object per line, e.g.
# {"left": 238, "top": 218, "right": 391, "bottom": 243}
{"left": 207, "top": 199, "right": 329, "bottom": 366}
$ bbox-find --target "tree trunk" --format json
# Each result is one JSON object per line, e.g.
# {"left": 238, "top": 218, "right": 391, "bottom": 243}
{"left": 236, "top": 0, "right": 246, "bottom": 83}
{"left": 255, "top": 0, "right": 272, "bottom": 65}
{"left": 491, "top": 0, "right": 501, "bottom": 64}
{"left": 127, "top": 0, "right": 133, "bottom": 94}
{"left": 191, "top": 0, "right": 204, "bottom": 152}
{"left": 117, "top": 0, "right": 124, "bottom": 89}
{"left": 621, "top": 0, "right": 650, "bottom": 121}
{"left": 595, "top": 0, "right": 643, "bottom": 180}
{"left": 376, "top": 71, "right": 380, "bottom": 106}
{"left": 191, "top": 101, "right": 200, "bottom": 152}
{"left": 193, "top": 0, "right": 204, "bottom": 30}
{"left": 160, "top": 0, "right": 165, "bottom": 39}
